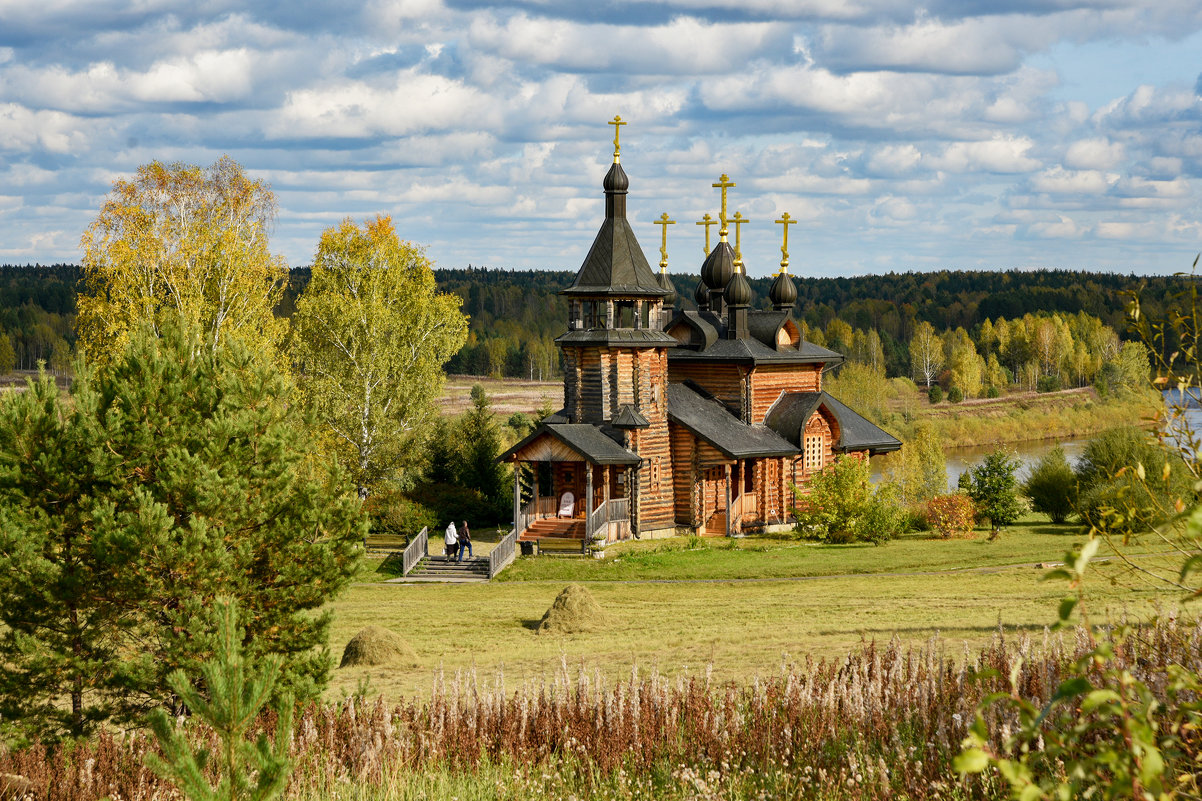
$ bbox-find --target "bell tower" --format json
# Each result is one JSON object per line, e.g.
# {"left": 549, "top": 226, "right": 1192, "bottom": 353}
{"left": 554, "top": 116, "right": 677, "bottom": 536}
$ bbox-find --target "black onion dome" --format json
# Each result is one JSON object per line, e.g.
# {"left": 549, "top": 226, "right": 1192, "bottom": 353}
{"left": 693, "top": 277, "right": 710, "bottom": 309}
{"left": 603, "top": 162, "right": 629, "bottom": 192}
{"left": 657, "top": 271, "right": 678, "bottom": 308}
{"left": 769, "top": 271, "right": 797, "bottom": 309}
{"left": 700, "top": 241, "right": 735, "bottom": 290}
{"left": 724, "top": 269, "right": 753, "bottom": 306}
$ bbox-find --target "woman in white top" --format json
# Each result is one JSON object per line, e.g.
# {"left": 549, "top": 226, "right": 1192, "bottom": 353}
{"left": 444, "top": 521, "right": 458, "bottom": 561}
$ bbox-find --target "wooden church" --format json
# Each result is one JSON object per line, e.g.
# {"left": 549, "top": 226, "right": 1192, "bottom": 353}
{"left": 500, "top": 121, "right": 901, "bottom": 544}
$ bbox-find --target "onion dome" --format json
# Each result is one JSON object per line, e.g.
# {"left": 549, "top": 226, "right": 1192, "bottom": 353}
{"left": 603, "top": 161, "right": 629, "bottom": 192}
{"left": 769, "top": 271, "right": 797, "bottom": 310}
{"left": 724, "top": 268, "right": 753, "bottom": 307}
{"left": 700, "top": 241, "right": 735, "bottom": 291}
{"left": 657, "top": 270, "right": 678, "bottom": 309}
{"left": 693, "top": 277, "right": 710, "bottom": 310}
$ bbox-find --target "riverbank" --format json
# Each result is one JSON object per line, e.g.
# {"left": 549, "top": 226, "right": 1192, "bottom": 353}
{"left": 891, "top": 386, "right": 1161, "bottom": 448}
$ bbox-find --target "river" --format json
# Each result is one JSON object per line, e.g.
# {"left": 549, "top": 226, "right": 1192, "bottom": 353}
{"left": 871, "top": 389, "right": 1201, "bottom": 490}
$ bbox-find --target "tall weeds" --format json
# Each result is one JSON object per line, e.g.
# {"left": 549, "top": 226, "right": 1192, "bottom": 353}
{"left": 4, "top": 614, "right": 1200, "bottom": 801}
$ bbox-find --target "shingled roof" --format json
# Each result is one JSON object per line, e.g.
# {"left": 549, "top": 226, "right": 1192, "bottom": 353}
{"left": 498, "top": 422, "right": 642, "bottom": 465}
{"left": 561, "top": 161, "right": 669, "bottom": 298}
{"left": 666, "top": 383, "right": 798, "bottom": 459}
{"left": 764, "top": 391, "right": 902, "bottom": 455}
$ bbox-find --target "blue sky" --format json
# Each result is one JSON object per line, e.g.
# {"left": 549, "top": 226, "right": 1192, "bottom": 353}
{"left": 1, "top": 0, "right": 1200, "bottom": 278}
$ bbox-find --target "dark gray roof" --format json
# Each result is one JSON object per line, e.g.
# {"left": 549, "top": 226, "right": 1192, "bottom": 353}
{"left": 611, "top": 404, "right": 650, "bottom": 428}
{"left": 543, "top": 407, "right": 570, "bottom": 424}
{"left": 747, "top": 310, "right": 791, "bottom": 349}
{"left": 562, "top": 217, "right": 669, "bottom": 297}
{"left": 556, "top": 327, "right": 677, "bottom": 348}
{"left": 498, "top": 423, "right": 641, "bottom": 465}
{"left": 666, "top": 383, "right": 798, "bottom": 459}
{"left": 665, "top": 309, "right": 843, "bottom": 366}
{"left": 764, "top": 391, "right": 902, "bottom": 455}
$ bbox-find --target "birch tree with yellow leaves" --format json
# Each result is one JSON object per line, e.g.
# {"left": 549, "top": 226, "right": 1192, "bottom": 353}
{"left": 78, "top": 156, "right": 287, "bottom": 364}
{"left": 291, "top": 216, "right": 468, "bottom": 499}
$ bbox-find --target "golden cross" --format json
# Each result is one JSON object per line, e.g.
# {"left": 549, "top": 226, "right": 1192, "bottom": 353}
{"left": 711, "top": 174, "right": 735, "bottom": 239}
{"left": 654, "top": 212, "right": 676, "bottom": 271}
{"left": 775, "top": 212, "right": 797, "bottom": 273}
{"left": 696, "top": 213, "right": 716, "bottom": 255}
{"left": 609, "top": 115, "right": 627, "bottom": 163}
{"left": 730, "top": 211, "right": 750, "bottom": 270}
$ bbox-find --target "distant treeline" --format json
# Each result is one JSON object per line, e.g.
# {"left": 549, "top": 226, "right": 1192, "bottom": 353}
{"left": 1, "top": 263, "right": 1195, "bottom": 380}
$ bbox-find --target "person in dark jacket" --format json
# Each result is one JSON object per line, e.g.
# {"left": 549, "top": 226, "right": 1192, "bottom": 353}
{"left": 457, "top": 521, "right": 473, "bottom": 561}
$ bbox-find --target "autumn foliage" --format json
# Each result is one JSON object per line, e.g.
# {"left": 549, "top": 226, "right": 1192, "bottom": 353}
{"left": 925, "top": 493, "right": 977, "bottom": 539}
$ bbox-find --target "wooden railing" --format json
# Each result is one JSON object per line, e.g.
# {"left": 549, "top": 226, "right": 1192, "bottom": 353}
{"left": 732, "top": 493, "right": 757, "bottom": 523}
{"left": 586, "top": 497, "right": 632, "bottom": 544}
{"left": 517, "top": 496, "right": 561, "bottom": 536}
{"left": 489, "top": 527, "right": 518, "bottom": 578}
{"left": 401, "top": 526, "right": 429, "bottom": 576}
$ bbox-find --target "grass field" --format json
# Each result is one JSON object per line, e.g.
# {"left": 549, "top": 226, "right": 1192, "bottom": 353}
{"left": 331, "top": 518, "right": 1183, "bottom": 701}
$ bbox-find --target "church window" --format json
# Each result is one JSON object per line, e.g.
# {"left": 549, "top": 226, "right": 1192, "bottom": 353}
{"left": 650, "top": 458, "right": 661, "bottom": 492}
{"left": 804, "top": 435, "right": 824, "bottom": 471}
{"left": 616, "top": 301, "right": 634, "bottom": 328}
{"left": 744, "top": 460, "right": 755, "bottom": 493}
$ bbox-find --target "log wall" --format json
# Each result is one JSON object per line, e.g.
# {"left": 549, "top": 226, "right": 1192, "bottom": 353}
{"left": 749, "top": 364, "right": 822, "bottom": 424}
{"left": 668, "top": 362, "right": 746, "bottom": 418}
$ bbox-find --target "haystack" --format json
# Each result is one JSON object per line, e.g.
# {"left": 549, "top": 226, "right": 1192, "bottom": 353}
{"left": 537, "top": 584, "right": 609, "bottom": 635}
{"left": 339, "top": 626, "right": 418, "bottom": 668}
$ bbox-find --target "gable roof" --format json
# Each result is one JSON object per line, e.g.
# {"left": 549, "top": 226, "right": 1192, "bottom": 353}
{"left": 666, "top": 382, "right": 798, "bottom": 459}
{"left": 498, "top": 422, "right": 641, "bottom": 465}
{"left": 764, "top": 391, "right": 902, "bottom": 454}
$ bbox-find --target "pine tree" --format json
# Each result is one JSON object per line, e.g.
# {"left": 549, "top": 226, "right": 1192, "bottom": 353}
{"left": 147, "top": 598, "right": 293, "bottom": 801}
{"left": 0, "top": 321, "right": 365, "bottom": 738}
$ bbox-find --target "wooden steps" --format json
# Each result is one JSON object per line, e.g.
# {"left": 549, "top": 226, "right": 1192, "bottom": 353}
{"left": 519, "top": 518, "right": 585, "bottom": 541}
{"left": 392, "top": 555, "right": 490, "bottom": 583}
{"left": 702, "top": 512, "right": 727, "bottom": 537}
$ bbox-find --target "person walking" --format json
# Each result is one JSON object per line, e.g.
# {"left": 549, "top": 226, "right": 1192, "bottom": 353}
{"left": 444, "top": 521, "right": 458, "bottom": 561}
{"left": 457, "top": 521, "right": 473, "bottom": 562}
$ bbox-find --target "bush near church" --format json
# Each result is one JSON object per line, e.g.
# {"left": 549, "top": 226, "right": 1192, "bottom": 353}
{"left": 790, "top": 455, "right": 905, "bottom": 545}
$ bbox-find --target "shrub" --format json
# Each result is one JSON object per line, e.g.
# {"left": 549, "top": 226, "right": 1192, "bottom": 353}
{"left": 1023, "top": 446, "right": 1076, "bottom": 524}
{"left": 409, "top": 482, "right": 506, "bottom": 528}
{"left": 1074, "top": 427, "right": 1192, "bottom": 535}
{"left": 790, "top": 455, "right": 904, "bottom": 545}
{"left": 959, "top": 449, "right": 1023, "bottom": 537}
{"left": 985, "top": 384, "right": 1001, "bottom": 398}
{"left": 925, "top": 493, "right": 976, "bottom": 538}
{"left": 947, "top": 386, "right": 964, "bottom": 403}
{"left": 364, "top": 487, "right": 438, "bottom": 540}
{"left": 1036, "top": 374, "right": 1062, "bottom": 393}
{"left": 928, "top": 385, "right": 944, "bottom": 404}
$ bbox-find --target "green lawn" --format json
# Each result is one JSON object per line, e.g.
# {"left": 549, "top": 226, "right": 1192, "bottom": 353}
{"left": 332, "top": 518, "right": 1185, "bottom": 701}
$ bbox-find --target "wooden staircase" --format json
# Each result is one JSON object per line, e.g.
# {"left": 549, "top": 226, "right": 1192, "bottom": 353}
{"left": 702, "top": 512, "right": 727, "bottom": 537}
{"left": 519, "top": 518, "right": 585, "bottom": 542}
{"left": 398, "top": 554, "right": 490, "bottom": 583}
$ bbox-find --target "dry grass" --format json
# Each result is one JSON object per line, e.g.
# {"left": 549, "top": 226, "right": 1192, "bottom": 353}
{"left": 536, "top": 584, "right": 609, "bottom": 635}
{"left": 438, "top": 375, "right": 560, "bottom": 418}
{"left": 6, "top": 614, "right": 1201, "bottom": 800}
{"left": 338, "top": 626, "right": 418, "bottom": 669}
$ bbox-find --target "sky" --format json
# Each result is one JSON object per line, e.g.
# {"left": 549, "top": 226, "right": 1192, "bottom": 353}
{"left": 1, "top": 1, "right": 1201, "bottom": 279}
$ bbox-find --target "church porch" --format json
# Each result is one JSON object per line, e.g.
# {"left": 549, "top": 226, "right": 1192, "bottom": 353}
{"left": 498, "top": 423, "right": 641, "bottom": 546}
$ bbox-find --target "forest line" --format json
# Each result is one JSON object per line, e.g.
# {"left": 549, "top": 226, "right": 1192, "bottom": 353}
{"left": 0, "top": 263, "right": 1193, "bottom": 399}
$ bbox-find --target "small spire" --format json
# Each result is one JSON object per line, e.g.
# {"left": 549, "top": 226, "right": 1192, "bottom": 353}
{"left": 711, "top": 174, "right": 735, "bottom": 241}
{"left": 654, "top": 212, "right": 676, "bottom": 271}
{"left": 775, "top": 212, "right": 796, "bottom": 274}
{"left": 730, "top": 211, "right": 749, "bottom": 271}
{"left": 608, "top": 115, "right": 627, "bottom": 163}
{"left": 696, "top": 213, "right": 716, "bottom": 255}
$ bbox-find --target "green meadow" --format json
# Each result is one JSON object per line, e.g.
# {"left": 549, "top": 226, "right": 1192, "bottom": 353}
{"left": 333, "top": 518, "right": 1180, "bottom": 701}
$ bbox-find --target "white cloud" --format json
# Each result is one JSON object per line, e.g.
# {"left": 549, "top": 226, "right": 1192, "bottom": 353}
{"left": 930, "top": 136, "right": 1040, "bottom": 174}
{"left": 1064, "top": 138, "right": 1125, "bottom": 170}
{"left": 467, "top": 13, "right": 789, "bottom": 74}
{"left": 1030, "top": 166, "right": 1115, "bottom": 194}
